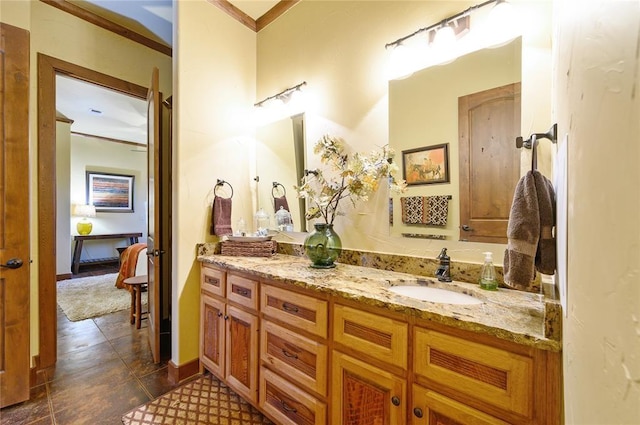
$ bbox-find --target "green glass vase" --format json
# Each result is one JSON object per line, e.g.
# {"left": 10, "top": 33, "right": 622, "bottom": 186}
{"left": 304, "top": 223, "right": 342, "bottom": 268}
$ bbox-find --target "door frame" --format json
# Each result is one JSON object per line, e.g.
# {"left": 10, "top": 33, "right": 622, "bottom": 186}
{"left": 37, "top": 54, "right": 148, "bottom": 367}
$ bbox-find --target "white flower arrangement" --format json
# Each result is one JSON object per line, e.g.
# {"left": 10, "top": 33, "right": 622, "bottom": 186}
{"left": 296, "top": 134, "right": 407, "bottom": 225}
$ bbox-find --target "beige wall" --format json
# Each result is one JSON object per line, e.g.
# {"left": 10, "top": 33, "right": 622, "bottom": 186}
{"left": 1, "top": 0, "right": 171, "bottom": 361}
{"left": 257, "top": 0, "right": 552, "bottom": 264}
{"left": 555, "top": 0, "right": 640, "bottom": 423}
{"left": 173, "top": 0, "right": 256, "bottom": 364}
{"left": 70, "top": 135, "right": 148, "bottom": 254}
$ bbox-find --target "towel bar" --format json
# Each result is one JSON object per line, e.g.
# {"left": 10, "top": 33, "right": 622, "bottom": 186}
{"left": 214, "top": 179, "right": 234, "bottom": 198}
{"left": 516, "top": 123, "right": 558, "bottom": 170}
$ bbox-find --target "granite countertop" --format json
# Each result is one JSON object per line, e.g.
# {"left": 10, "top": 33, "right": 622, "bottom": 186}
{"left": 197, "top": 253, "right": 561, "bottom": 352}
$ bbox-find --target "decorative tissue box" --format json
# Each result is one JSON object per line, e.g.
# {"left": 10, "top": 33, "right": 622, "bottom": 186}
{"left": 220, "top": 237, "right": 277, "bottom": 257}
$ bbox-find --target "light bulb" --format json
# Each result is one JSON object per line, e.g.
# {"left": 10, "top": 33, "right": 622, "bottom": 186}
{"left": 483, "top": 0, "right": 520, "bottom": 48}
{"left": 430, "top": 24, "right": 457, "bottom": 65}
{"left": 387, "top": 43, "right": 415, "bottom": 80}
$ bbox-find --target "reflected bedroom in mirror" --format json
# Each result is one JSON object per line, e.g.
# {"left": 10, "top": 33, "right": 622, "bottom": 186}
{"left": 255, "top": 113, "right": 307, "bottom": 233}
{"left": 389, "top": 36, "right": 522, "bottom": 244}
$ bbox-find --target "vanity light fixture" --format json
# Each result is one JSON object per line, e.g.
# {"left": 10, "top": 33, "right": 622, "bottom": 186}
{"left": 385, "top": 0, "right": 517, "bottom": 78}
{"left": 254, "top": 81, "right": 307, "bottom": 109}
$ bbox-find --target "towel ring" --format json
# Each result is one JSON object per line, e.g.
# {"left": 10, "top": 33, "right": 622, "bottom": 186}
{"left": 214, "top": 179, "right": 234, "bottom": 199}
{"left": 272, "top": 182, "right": 286, "bottom": 198}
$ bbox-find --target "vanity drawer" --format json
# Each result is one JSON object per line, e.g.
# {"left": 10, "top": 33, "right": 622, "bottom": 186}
{"left": 333, "top": 304, "right": 408, "bottom": 370}
{"left": 261, "top": 285, "right": 328, "bottom": 339}
{"left": 261, "top": 320, "right": 328, "bottom": 396}
{"left": 259, "top": 367, "right": 327, "bottom": 425}
{"left": 414, "top": 327, "right": 533, "bottom": 418}
{"left": 226, "top": 273, "right": 258, "bottom": 311}
{"left": 201, "top": 264, "right": 226, "bottom": 297}
{"left": 412, "top": 386, "right": 509, "bottom": 425}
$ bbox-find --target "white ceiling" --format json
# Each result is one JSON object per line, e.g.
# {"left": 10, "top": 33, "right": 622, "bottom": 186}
{"left": 56, "top": 75, "right": 148, "bottom": 145}
{"left": 58, "top": 1, "right": 280, "bottom": 145}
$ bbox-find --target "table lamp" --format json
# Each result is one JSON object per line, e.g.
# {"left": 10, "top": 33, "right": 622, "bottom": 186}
{"left": 72, "top": 204, "right": 97, "bottom": 235}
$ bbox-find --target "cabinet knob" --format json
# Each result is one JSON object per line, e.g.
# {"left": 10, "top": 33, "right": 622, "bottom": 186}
{"left": 391, "top": 396, "right": 401, "bottom": 406}
{"left": 413, "top": 407, "right": 424, "bottom": 418}
{"left": 224, "top": 315, "right": 229, "bottom": 320}
{"left": 217, "top": 312, "right": 223, "bottom": 318}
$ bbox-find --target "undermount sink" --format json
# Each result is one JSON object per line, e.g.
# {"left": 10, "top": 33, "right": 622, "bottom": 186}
{"left": 388, "top": 285, "right": 483, "bottom": 305}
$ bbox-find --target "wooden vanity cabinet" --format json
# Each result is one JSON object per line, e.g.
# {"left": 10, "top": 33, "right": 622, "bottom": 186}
{"left": 200, "top": 262, "right": 561, "bottom": 425}
{"left": 200, "top": 265, "right": 259, "bottom": 405}
{"left": 259, "top": 283, "right": 328, "bottom": 425}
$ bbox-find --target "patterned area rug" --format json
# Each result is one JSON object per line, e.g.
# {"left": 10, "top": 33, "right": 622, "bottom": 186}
{"left": 122, "top": 374, "right": 273, "bottom": 425}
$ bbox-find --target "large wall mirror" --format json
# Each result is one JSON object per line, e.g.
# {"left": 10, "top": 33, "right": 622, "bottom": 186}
{"left": 256, "top": 113, "right": 307, "bottom": 232}
{"left": 389, "top": 37, "right": 522, "bottom": 243}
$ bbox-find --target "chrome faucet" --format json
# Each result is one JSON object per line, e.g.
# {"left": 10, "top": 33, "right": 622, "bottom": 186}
{"left": 435, "top": 248, "right": 452, "bottom": 282}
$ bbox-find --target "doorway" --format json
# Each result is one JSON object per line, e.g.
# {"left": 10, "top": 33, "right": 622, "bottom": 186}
{"left": 37, "top": 55, "right": 149, "bottom": 368}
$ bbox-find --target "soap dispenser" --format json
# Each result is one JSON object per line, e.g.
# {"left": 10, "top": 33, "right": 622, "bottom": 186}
{"left": 479, "top": 251, "right": 498, "bottom": 291}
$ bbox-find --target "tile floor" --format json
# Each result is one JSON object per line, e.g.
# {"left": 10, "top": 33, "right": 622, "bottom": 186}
{"left": 1, "top": 305, "right": 182, "bottom": 424}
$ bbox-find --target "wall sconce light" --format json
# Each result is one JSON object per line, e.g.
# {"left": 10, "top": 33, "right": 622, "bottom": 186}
{"left": 72, "top": 204, "right": 97, "bottom": 235}
{"left": 254, "top": 81, "right": 307, "bottom": 109}
{"left": 254, "top": 81, "right": 307, "bottom": 125}
{"left": 385, "top": 0, "right": 518, "bottom": 79}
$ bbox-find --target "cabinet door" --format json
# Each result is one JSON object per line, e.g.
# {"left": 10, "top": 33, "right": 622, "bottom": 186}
{"left": 200, "top": 294, "right": 225, "bottom": 378}
{"left": 412, "top": 385, "right": 509, "bottom": 425}
{"left": 225, "top": 305, "right": 259, "bottom": 404}
{"left": 331, "top": 351, "right": 406, "bottom": 425}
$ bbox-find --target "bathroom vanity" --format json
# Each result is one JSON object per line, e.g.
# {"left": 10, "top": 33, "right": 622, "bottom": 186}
{"left": 197, "top": 253, "right": 562, "bottom": 425}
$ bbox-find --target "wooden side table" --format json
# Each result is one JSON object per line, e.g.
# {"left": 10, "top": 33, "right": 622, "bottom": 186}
{"left": 123, "top": 275, "right": 148, "bottom": 329}
{"left": 71, "top": 232, "right": 142, "bottom": 274}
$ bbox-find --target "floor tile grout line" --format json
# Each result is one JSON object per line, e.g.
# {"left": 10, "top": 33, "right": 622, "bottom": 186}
{"left": 93, "top": 316, "right": 157, "bottom": 401}
{"left": 44, "top": 378, "right": 57, "bottom": 425}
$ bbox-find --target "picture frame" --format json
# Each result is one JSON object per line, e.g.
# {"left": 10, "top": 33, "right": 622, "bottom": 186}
{"left": 402, "top": 143, "right": 450, "bottom": 185}
{"left": 86, "top": 172, "right": 134, "bottom": 213}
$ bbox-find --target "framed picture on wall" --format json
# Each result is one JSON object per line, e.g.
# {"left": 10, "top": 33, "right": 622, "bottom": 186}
{"left": 86, "top": 172, "right": 134, "bottom": 212}
{"left": 402, "top": 143, "right": 450, "bottom": 185}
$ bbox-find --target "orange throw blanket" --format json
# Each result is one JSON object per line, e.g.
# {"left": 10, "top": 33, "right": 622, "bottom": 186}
{"left": 115, "top": 243, "right": 147, "bottom": 289}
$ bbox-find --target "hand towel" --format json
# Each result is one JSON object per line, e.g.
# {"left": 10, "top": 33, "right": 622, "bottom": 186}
{"left": 426, "top": 195, "right": 449, "bottom": 226}
{"left": 401, "top": 196, "right": 426, "bottom": 224}
{"left": 274, "top": 196, "right": 290, "bottom": 213}
{"left": 533, "top": 171, "right": 556, "bottom": 275}
{"left": 210, "top": 195, "right": 233, "bottom": 236}
{"left": 503, "top": 170, "right": 556, "bottom": 292}
{"left": 401, "top": 196, "right": 450, "bottom": 225}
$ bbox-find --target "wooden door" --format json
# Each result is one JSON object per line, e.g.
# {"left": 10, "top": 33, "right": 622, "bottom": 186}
{"left": 0, "top": 23, "right": 31, "bottom": 408}
{"left": 225, "top": 305, "right": 259, "bottom": 404}
{"left": 459, "top": 82, "right": 521, "bottom": 243}
{"left": 146, "top": 68, "right": 171, "bottom": 363}
{"left": 331, "top": 351, "right": 407, "bottom": 425}
{"left": 200, "top": 294, "right": 226, "bottom": 378}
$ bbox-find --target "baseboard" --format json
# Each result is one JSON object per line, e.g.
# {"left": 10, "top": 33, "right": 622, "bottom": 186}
{"left": 168, "top": 358, "right": 200, "bottom": 385}
{"left": 56, "top": 273, "right": 72, "bottom": 281}
{"left": 30, "top": 355, "right": 41, "bottom": 388}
